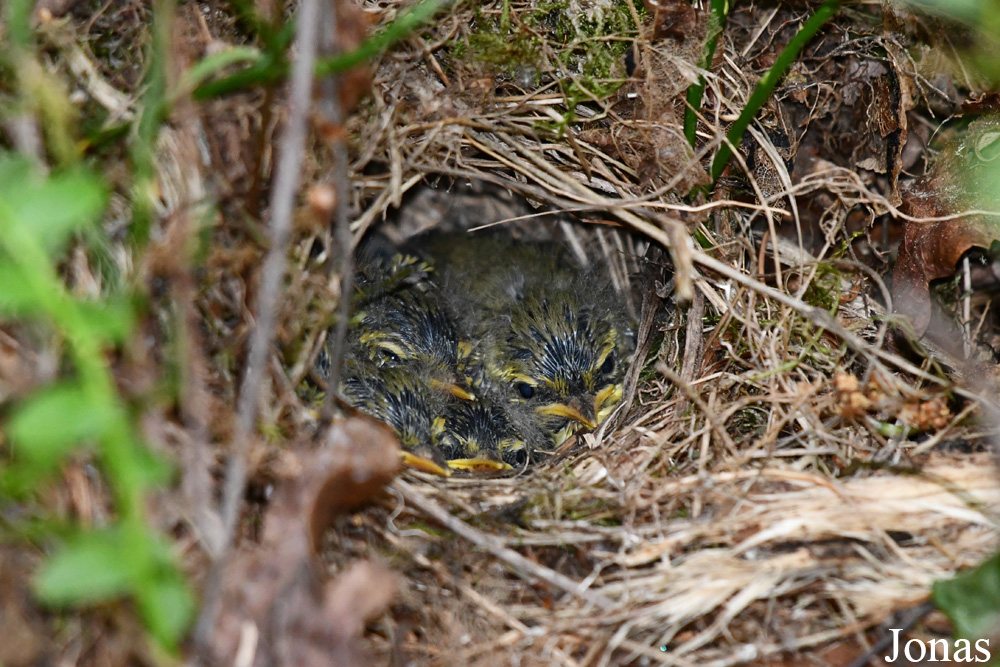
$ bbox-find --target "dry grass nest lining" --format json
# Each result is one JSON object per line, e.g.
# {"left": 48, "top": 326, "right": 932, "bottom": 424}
{"left": 325, "top": 455, "right": 998, "bottom": 665}
{"left": 140, "top": 0, "right": 1000, "bottom": 663}
{"left": 295, "top": 10, "right": 1000, "bottom": 667}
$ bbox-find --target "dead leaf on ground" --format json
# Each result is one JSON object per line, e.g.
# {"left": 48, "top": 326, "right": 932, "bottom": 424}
{"left": 0, "top": 547, "right": 45, "bottom": 667}
{"left": 893, "top": 116, "right": 1000, "bottom": 336}
{"left": 208, "top": 416, "right": 400, "bottom": 666}
{"left": 644, "top": 0, "right": 699, "bottom": 40}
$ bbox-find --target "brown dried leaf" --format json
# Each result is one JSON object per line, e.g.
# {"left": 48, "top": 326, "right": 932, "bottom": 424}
{"left": 893, "top": 217, "right": 993, "bottom": 336}
{"left": 962, "top": 92, "right": 1000, "bottom": 115}
{"left": 324, "top": 561, "right": 398, "bottom": 646}
{"left": 274, "top": 561, "right": 398, "bottom": 667}
{"left": 644, "top": 0, "right": 699, "bottom": 40}
{"left": 308, "top": 414, "right": 401, "bottom": 551}
{"left": 893, "top": 117, "right": 1000, "bottom": 336}
{"left": 209, "top": 416, "right": 400, "bottom": 665}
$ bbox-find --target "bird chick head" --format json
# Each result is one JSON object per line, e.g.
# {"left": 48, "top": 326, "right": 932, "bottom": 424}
{"left": 438, "top": 398, "right": 530, "bottom": 471}
{"left": 353, "top": 236, "right": 435, "bottom": 304}
{"left": 352, "top": 289, "right": 475, "bottom": 400}
{"left": 493, "top": 287, "right": 630, "bottom": 446}
{"left": 340, "top": 364, "right": 451, "bottom": 476}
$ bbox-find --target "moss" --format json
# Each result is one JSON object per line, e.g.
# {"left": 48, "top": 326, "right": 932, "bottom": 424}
{"left": 727, "top": 406, "right": 768, "bottom": 440}
{"left": 535, "top": 1, "right": 640, "bottom": 102}
{"left": 456, "top": 0, "right": 645, "bottom": 129}
{"left": 800, "top": 264, "right": 842, "bottom": 313}
{"left": 465, "top": 1, "right": 542, "bottom": 73}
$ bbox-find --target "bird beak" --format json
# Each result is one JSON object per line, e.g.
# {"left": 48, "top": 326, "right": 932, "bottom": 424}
{"left": 447, "top": 457, "right": 512, "bottom": 472}
{"left": 399, "top": 451, "right": 452, "bottom": 477}
{"left": 535, "top": 402, "right": 597, "bottom": 429}
{"left": 428, "top": 378, "right": 476, "bottom": 401}
{"left": 594, "top": 384, "right": 622, "bottom": 422}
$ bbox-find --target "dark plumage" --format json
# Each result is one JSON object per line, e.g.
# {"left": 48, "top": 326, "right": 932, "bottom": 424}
{"left": 494, "top": 287, "right": 626, "bottom": 445}
{"left": 317, "top": 228, "right": 632, "bottom": 474}
{"left": 415, "top": 232, "right": 633, "bottom": 449}
{"left": 439, "top": 398, "right": 532, "bottom": 471}
{"left": 346, "top": 238, "right": 474, "bottom": 400}
{"left": 339, "top": 362, "right": 451, "bottom": 476}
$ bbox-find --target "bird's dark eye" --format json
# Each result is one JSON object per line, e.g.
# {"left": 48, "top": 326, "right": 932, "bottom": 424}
{"left": 511, "top": 448, "right": 528, "bottom": 467}
{"left": 600, "top": 354, "right": 615, "bottom": 375}
{"left": 517, "top": 382, "right": 535, "bottom": 399}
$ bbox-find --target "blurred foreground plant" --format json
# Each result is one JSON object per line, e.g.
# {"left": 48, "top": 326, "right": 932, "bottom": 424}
{"left": 0, "top": 154, "right": 194, "bottom": 647}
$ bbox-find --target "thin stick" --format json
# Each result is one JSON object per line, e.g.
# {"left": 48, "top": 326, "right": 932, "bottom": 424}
{"left": 319, "top": 0, "right": 355, "bottom": 424}
{"left": 197, "top": 0, "right": 321, "bottom": 646}
{"left": 393, "top": 479, "right": 616, "bottom": 610}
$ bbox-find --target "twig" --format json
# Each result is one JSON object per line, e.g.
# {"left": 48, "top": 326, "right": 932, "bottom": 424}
{"left": 197, "top": 0, "right": 321, "bottom": 646}
{"left": 318, "top": 0, "right": 356, "bottom": 424}
{"left": 393, "top": 479, "right": 616, "bottom": 610}
{"left": 679, "top": 286, "right": 705, "bottom": 396}
{"left": 220, "top": 0, "right": 320, "bottom": 542}
{"left": 846, "top": 601, "right": 935, "bottom": 667}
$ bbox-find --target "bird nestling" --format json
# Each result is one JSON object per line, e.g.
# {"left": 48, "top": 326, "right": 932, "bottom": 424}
{"left": 348, "top": 237, "right": 475, "bottom": 401}
{"left": 439, "top": 398, "right": 532, "bottom": 471}
{"left": 415, "top": 232, "right": 634, "bottom": 454}
{"left": 319, "top": 227, "right": 633, "bottom": 474}
{"left": 339, "top": 362, "right": 452, "bottom": 477}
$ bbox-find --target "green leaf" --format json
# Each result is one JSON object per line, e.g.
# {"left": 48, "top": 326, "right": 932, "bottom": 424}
{"left": 77, "top": 296, "right": 136, "bottom": 343}
{"left": 5, "top": 169, "right": 107, "bottom": 256}
{"left": 0, "top": 154, "right": 34, "bottom": 199}
{"left": 130, "top": 439, "right": 174, "bottom": 488}
{"left": 34, "top": 529, "right": 133, "bottom": 604}
{"left": 902, "top": 0, "right": 982, "bottom": 22}
{"left": 8, "top": 383, "right": 116, "bottom": 466}
{"left": 0, "top": 260, "right": 38, "bottom": 315}
{"left": 137, "top": 572, "right": 195, "bottom": 646}
{"left": 933, "top": 551, "right": 1000, "bottom": 639}
{"left": 177, "top": 45, "right": 264, "bottom": 95}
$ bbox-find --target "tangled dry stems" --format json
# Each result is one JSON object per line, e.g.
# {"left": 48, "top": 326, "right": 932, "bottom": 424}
{"left": 289, "top": 2, "right": 1000, "bottom": 665}
{"left": 23, "top": 0, "right": 1000, "bottom": 663}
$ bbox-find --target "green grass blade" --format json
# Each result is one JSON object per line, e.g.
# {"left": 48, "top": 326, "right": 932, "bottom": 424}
{"left": 315, "top": 0, "right": 445, "bottom": 76}
{"left": 130, "top": 0, "right": 174, "bottom": 247}
{"left": 684, "top": 0, "right": 730, "bottom": 148}
{"left": 709, "top": 0, "right": 841, "bottom": 184}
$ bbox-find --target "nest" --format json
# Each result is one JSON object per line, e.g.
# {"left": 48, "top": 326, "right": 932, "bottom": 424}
{"left": 6, "top": 0, "right": 1000, "bottom": 665}
{"left": 297, "top": 2, "right": 999, "bottom": 664}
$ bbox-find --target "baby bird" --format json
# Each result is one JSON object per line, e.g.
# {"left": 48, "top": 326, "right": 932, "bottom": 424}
{"left": 339, "top": 362, "right": 452, "bottom": 477}
{"left": 321, "top": 235, "right": 478, "bottom": 476}
{"left": 439, "top": 397, "right": 532, "bottom": 472}
{"left": 352, "top": 233, "right": 434, "bottom": 304}
{"left": 419, "top": 232, "right": 633, "bottom": 449}
{"left": 348, "top": 237, "right": 474, "bottom": 401}
{"left": 492, "top": 285, "right": 628, "bottom": 447}
{"left": 350, "top": 287, "right": 474, "bottom": 400}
